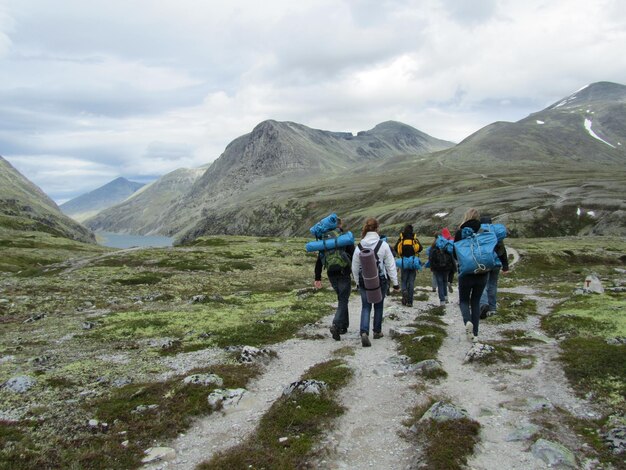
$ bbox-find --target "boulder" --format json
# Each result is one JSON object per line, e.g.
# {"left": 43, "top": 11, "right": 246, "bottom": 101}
{"left": 418, "top": 401, "right": 469, "bottom": 423}
{"left": 506, "top": 424, "right": 540, "bottom": 442}
{"left": 463, "top": 343, "right": 495, "bottom": 363}
{"left": 207, "top": 388, "right": 246, "bottom": 410}
{"left": 411, "top": 359, "right": 444, "bottom": 375}
{"left": 583, "top": 274, "right": 604, "bottom": 294}
{"left": 388, "top": 326, "right": 418, "bottom": 339}
{"left": 141, "top": 447, "right": 177, "bottom": 464}
{"left": 603, "top": 425, "right": 626, "bottom": 454}
{"left": 282, "top": 380, "right": 328, "bottom": 397}
{"left": 238, "top": 345, "right": 273, "bottom": 364}
{"left": 183, "top": 373, "right": 224, "bottom": 387}
{"left": 2, "top": 376, "right": 37, "bottom": 393}
{"left": 531, "top": 439, "right": 577, "bottom": 468}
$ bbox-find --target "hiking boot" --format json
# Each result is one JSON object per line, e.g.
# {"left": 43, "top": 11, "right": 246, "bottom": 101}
{"left": 465, "top": 321, "right": 474, "bottom": 342}
{"left": 329, "top": 325, "right": 340, "bottom": 341}
{"left": 339, "top": 327, "right": 348, "bottom": 335}
{"left": 373, "top": 331, "right": 384, "bottom": 339}
{"left": 472, "top": 335, "right": 479, "bottom": 343}
{"left": 406, "top": 302, "right": 413, "bottom": 307}
{"left": 479, "top": 304, "right": 490, "bottom": 319}
{"left": 489, "top": 310, "right": 497, "bottom": 317}
{"left": 401, "top": 291, "right": 407, "bottom": 305}
{"left": 440, "top": 300, "right": 446, "bottom": 306}
{"left": 448, "top": 283, "right": 453, "bottom": 293}
{"left": 361, "top": 332, "right": 371, "bottom": 347}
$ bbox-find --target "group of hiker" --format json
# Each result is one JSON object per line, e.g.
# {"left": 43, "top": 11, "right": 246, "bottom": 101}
{"left": 310, "top": 209, "right": 509, "bottom": 346}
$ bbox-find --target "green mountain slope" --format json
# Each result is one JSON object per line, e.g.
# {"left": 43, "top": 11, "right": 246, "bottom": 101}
{"left": 0, "top": 156, "right": 95, "bottom": 243}
{"left": 60, "top": 177, "right": 144, "bottom": 222}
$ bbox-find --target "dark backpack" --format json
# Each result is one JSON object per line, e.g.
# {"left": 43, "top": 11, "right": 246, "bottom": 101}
{"left": 319, "top": 231, "right": 350, "bottom": 275}
{"left": 430, "top": 246, "right": 454, "bottom": 271}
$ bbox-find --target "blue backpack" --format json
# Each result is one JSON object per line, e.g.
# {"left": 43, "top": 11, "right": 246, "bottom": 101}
{"left": 455, "top": 227, "right": 501, "bottom": 277}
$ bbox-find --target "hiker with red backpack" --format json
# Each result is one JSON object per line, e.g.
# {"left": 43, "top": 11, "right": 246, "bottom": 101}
{"left": 453, "top": 208, "right": 508, "bottom": 343}
{"left": 313, "top": 217, "right": 355, "bottom": 341}
{"left": 394, "top": 225, "right": 423, "bottom": 307}
{"left": 352, "top": 218, "right": 399, "bottom": 347}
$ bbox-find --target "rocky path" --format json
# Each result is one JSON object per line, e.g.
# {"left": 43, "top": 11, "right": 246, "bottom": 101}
{"left": 147, "top": 248, "right": 598, "bottom": 469}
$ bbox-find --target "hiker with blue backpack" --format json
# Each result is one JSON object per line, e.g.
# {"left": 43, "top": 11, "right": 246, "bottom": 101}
{"left": 312, "top": 216, "right": 355, "bottom": 341}
{"left": 394, "top": 225, "right": 423, "bottom": 307}
{"left": 352, "top": 217, "right": 399, "bottom": 347}
{"left": 479, "top": 216, "right": 509, "bottom": 318}
{"left": 453, "top": 208, "right": 508, "bottom": 342}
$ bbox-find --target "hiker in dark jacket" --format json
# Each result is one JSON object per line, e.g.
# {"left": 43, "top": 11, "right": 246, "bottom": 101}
{"left": 314, "top": 218, "right": 355, "bottom": 341}
{"left": 394, "top": 224, "right": 422, "bottom": 307}
{"left": 453, "top": 208, "right": 505, "bottom": 342}
{"left": 479, "top": 216, "right": 509, "bottom": 318}
{"left": 428, "top": 233, "right": 455, "bottom": 306}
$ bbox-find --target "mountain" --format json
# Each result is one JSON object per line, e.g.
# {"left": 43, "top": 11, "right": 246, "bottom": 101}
{"left": 60, "top": 177, "right": 144, "bottom": 222}
{"left": 86, "top": 120, "right": 454, "bottom": 237}
{"left": 0, "top": 156, "right": 95, "bottom": 243}
{"left": 441, "top": 81, "right": 625, "bottom": 167}
{"left": 85, "top": 167, "right": 207, "bottom": 235}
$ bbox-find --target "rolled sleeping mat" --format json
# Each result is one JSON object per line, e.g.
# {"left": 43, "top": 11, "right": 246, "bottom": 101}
{"left": 305, "top": 231, "right": 355, "bottom": 252}
{"left": 360, "top": 248, "right": 382, "bottom": 304}
{"left": 395, "top": 256, "right": 421, "bottom": 270}
{"left": 309, "top": 213, "right": 338, "bottom": 238}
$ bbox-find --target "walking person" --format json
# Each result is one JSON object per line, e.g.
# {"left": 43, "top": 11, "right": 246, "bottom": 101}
{"left": 428, "top": 232, "right": 455, "bottom": 306}
{"left": 453, "top": 208, "right": 500, "bottom": 342}
{"left": 394, "top": 224, "right": 422, "bottom": 307}
{"left": 479, "top": 216, "right": 510, "bottom": 318}
{"left": 441, "top": 227, "right": 456, "bottom": 294}
{"left": 314, "top": 218, "right": 355, "bottom": 341}
{"left": 352, "top": 218, "right": 399, "bottom": 347}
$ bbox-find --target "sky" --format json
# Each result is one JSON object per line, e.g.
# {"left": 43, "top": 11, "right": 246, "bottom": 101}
{"left": 0, "top": 0, "right": 625, "bottom": 203}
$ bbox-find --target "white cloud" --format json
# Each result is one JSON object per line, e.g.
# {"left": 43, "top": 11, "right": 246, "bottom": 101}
{"left": 1, "top": 0, "right": 625, "bottom": 202}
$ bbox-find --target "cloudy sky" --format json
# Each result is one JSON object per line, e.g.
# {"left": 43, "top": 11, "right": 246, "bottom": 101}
{"left": 1, "top": 0, "right": 624, "bottom": 202}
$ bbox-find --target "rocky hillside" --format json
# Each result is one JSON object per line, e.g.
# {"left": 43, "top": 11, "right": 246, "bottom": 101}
{"left": 440, "top": 81, "right": 625, "bottom": 167}
{"left": 85, "top": 167, "right": 206, "bottom": 235}
{"left": 86, "top": 120, "right": 454, "bottom": 237}
{"left": 0, "top": 156, "right": 94, "bottom": 243}
{"left": 60, "top": 177, "right": 144, "bottom": 222}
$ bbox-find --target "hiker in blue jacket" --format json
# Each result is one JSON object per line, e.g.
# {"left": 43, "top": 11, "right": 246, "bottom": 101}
{"left": 453, "top": 208, "right": 506, "bottom": 342}
{"left": 479, "top": 215, "right": 510, "bottom": 318}
{"left": 314, "top": 218, "right": 355, "bottom": 341}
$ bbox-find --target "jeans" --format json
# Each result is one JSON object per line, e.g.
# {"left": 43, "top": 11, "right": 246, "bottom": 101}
{"left": 458, "top": 273, "right": 488, "bottom": 336}
{"left": 359, "top": 277, "right": 388, "bottom": 335}
{"left": 434, "top": 271, "right": 449, "bottom": 302}
{"left": 329, "top": 274, "right": 351, "bottom": 330}
{"left": 479, "top": 267, "right": 500, "bottom": 311}
{"left": 401, "top": 269, "right": 416, "bottom": 304}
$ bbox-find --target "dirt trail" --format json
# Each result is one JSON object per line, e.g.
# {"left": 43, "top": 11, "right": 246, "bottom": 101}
{"left": 149, "top": 249, "right": 597, "bottom": 469}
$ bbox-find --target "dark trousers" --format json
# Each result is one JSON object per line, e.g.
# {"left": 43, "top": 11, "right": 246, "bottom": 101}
{"left": 434, "top": 271, "right": 449, "bottom": 302}
{"left": 329, "top": 274, "right": 351, "bottom": 330}
{"left": 458, "top": 273, "right": 488, "bottom": 336}
{"left": 401, "top": 269, "right": 416, "bottom": 304}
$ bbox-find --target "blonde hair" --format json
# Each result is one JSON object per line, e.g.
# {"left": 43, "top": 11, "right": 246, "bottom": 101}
{"left": 361, "top": 217, "right": 379, "bottom": 238}
{"left": 461, "top": 208, "right": 480, "bottom": 225}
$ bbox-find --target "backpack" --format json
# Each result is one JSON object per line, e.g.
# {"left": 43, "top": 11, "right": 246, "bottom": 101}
{"left": 454, "top": 227, "right": 500, "bottom": 277}
{"left": 358, "top": 240, "right": 385, "bottom": 278}
{"left": 396, "top": 233, "right": 421, "bottom": 258}
{"left": 430, "top": 247, "right": 454, "bottom": 271}
{"left": 319, "top": 230, "right": 350, "bottom": 274}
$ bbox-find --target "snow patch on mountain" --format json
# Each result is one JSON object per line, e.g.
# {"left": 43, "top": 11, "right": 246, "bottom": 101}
{"left": 583, "top": 119, "right": 616, "bottom": 148}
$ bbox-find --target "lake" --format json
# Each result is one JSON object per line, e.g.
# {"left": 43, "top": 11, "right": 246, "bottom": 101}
{"left": 96, "top": 232, "right": 174, "bottom": 249}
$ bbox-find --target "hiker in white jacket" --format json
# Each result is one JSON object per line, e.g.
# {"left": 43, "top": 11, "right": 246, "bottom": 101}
{"left": 352, "top": 217, "right": 399, "bottom": 347}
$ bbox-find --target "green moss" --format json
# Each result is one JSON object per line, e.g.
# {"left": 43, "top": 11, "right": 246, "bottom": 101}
{"left": 483, "top": 293, "right": 537, "bottom": 324}
{"left": 559, "top": 338, "right": 626, "bottom": 408}
{"left": 394, "top": 322, "right": 447, "bottom": 379}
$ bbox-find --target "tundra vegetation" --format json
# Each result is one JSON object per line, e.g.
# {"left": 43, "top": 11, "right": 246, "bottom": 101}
{"left": 0, "top": 228, "right": 624, "bottom": 468}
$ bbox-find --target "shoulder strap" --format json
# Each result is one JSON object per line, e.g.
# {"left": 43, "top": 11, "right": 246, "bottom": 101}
{"left": 358, "top": 242, "right": 363, "bottom": 251}
{"left": 374, "top": 240, "right": 383, "bottom": 255}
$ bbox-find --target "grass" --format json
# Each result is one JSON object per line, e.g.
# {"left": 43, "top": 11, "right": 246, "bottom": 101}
{"left": 482, "top": 293, "right": 537, "bottom": 324}
{"left": 0, "top": 364, "right": 260, "bottom": 469}
{"left": 198, "top": 359, "right": 353, "bottom": 469}
{"left": 404, "top": 399, "right": 481, "bottom": 470}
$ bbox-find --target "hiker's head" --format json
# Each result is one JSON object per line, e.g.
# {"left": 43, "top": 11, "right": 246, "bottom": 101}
{"left": 480, "top": 215, "right": 492, "bottom": 224}
{"left": 402, "top": 224, "right": 413, "bottom": 235}
{"left": 361, "top": 217, "right": 379, "bottom": 237}
{"left": 462, "top": 208, "right": 480, "bottom": 225}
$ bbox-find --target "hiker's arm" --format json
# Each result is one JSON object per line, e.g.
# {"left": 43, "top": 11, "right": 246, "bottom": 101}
{"left": 314, "top": 255, "right": 323, "bottom": 283}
